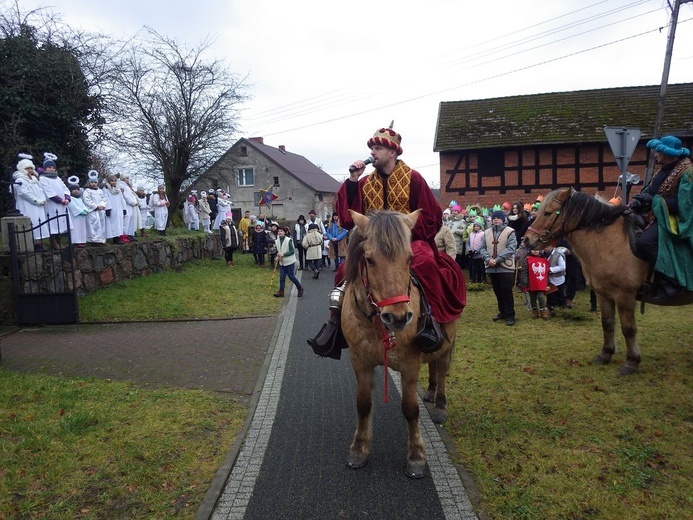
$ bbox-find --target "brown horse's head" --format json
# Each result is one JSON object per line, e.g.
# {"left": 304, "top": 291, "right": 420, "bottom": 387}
{"left": 345, "top": 209, "right": 421, "bottom": 332}
{"left": 525, "top": 187, "right": 634, "bottom": 251}
{"left": 525, "top": 187, "right": 573, "bottom": 250}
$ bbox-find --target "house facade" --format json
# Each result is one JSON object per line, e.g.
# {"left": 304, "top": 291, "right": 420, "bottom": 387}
{"left": 434, "top": 83, "right": 693, "bottom": 209}
{"left": 190, "top": 137, "right": 342, "bottom": 222}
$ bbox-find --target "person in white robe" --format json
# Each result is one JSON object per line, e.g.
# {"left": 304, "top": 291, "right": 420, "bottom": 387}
{"left": 151, "top": 184, "right": 170, "bottom": 235}
{"left": 66, "top": 176, "right": 88, "bottom": 247}
{"left": 102, "top": 174, "right": 128, "bottom": 243}
{"left": 118, "top": 173, "right": 141, "bottom": 239}
{"left": 39, "top": 153, "right": 72, "bottom": 249}
{"left": 12, "top": 154, "right": 49, "bottom": 248}
{"left": 213, "top": 193, "right": 231, "bottom": 230}
{"left": 198, "top": 191, "right": 213, "bottom": 233}
{"left": 136, "top": 185, "right": 151, "bottom": 236}
{"left": 82, "top": 170, "right": 107, "bottom": 244}
{"left": 185, "top": 194, "right": 200, "bottom": 230}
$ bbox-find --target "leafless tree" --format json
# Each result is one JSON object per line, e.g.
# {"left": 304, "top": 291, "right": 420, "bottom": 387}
{"left": 104, "top": 27, "right": 249, "bottom": 215}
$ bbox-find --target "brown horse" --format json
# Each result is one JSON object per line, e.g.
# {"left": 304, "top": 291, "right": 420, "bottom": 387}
{"left": 341, "top": 209, "right": 457, "bottom": 479}
{"left": 524, "top": 187, "right": 691, "bottom": 375}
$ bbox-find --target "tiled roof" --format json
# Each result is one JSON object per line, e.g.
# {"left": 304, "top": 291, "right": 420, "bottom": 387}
{"left": 434, "top": 83, "right": 693, "bottom": 151}
{"left": 242, "top": 138, "right": 342, "bottom": 193}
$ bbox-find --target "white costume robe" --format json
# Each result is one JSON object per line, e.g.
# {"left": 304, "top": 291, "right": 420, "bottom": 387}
{"left": 82, "top": 187, "right": 107, "bottom": 243}
{"left": 103, "top": 185, "right": 126, "bottom": 239}
{"left": 151, "top": 193, "right": 169, "bottom": 230}
{"left": 185, "top": 202, "right": 199, "bottom": 230}
{"left": 119, "top": 180, "right": 141, "bottom": 236}
{"left": 137, "top": 195, "right": 151, "bottom": 229}
{"left": 13, "top": 171, "right": 49, "bottom": 239}
{"left": 213, "top": 198, "right": 231, "bottom": 230}
{"left": 67, "top": 195, "right": 88, "bottom": 244}
{"left": 39, "top": 174, "right": 72, "bottom": 234}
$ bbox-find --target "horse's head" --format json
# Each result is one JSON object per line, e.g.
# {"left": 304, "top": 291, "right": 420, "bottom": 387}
{"left": 525, "top": 187, "right": 573, "bottom": 250}
{"left": 347, "top": 209, "right": 421, "bottom": 332}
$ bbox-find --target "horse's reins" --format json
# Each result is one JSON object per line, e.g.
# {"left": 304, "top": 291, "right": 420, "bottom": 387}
{"left": 355, "top": 255, "right": 412, "bottom": 403}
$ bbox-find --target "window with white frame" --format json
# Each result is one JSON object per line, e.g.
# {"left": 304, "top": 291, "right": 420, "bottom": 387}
{"left": 236, "top": 167, "right": 254, "bottom": 187}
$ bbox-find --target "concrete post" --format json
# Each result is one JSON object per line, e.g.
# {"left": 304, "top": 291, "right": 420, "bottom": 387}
{"left": 1, "top": 215, "right": 34, "bottom": 253}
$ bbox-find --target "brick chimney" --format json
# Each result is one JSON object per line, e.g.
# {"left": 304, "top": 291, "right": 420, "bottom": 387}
{"left": 249, "top": 137, "right": 264, "bottom": 144}
{"left": 278, "top": 145, "right": 286, "bottom": 152}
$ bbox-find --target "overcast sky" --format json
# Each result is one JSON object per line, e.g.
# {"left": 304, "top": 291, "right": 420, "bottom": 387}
{"left": 16, "top": 0, "right": 693, "bottom": 187}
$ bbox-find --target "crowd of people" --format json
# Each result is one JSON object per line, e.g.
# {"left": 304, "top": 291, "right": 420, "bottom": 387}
{"left": 435, "top": 197, "right": 593, "bottom": 326}
{"left": 14, "top": 131, "right": 688, "bottom": 320}
{"left": 12, "top": 153, "right": 167, "bottom": 249}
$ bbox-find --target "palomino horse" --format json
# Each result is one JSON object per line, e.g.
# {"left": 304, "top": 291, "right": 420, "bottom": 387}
{"left": 341, "top": 209, "right": 457, "bottom": 479}
{"left": 524, "top": 187, "right": 691, "bottom": 375}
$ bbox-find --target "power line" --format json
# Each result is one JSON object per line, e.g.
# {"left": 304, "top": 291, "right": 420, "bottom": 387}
{"left": 252, "top": 17, "right": 692, "bottom": 138}
{"left": 244, "top": 0, "right": 659, "bottom": 128}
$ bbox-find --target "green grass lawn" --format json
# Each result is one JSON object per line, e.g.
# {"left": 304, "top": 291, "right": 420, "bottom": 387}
{"left": 0, "top": 370, "right": 246, "bottom": 519}
{"left": 431, "top": 284, "right": 692, "bottom": 519}
{"left": 78, "top": 251, "right": 284, "bottom": 322}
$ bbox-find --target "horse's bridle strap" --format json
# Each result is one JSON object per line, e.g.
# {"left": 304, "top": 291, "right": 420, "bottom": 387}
{"left": 374, "top": 295, "right": 410, "bottom": 307}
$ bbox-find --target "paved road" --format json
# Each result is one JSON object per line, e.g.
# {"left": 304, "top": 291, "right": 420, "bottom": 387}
{"left": 209, "top": 271, "right": 479, "bottom": 520}
{"left": 0, "top": 270, "right": 480, "bottom": 520}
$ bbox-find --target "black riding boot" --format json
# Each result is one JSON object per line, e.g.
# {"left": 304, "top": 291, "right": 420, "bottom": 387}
{"left": 307, "top": 312, "right": 345, "bottom": 359}
{"left": 411, "top": 275, "right": 444, "bottom": 353}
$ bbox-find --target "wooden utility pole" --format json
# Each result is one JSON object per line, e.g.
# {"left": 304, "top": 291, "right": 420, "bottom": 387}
{"left": 645, "top": 0, "right": 690, "bottom": 185}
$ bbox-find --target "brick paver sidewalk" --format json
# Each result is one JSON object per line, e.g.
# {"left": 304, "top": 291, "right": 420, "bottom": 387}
{"left": 0, "top": 318, "right": 278, "bottom": 402}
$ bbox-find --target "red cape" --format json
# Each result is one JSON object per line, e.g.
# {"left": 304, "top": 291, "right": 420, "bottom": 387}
{"left": 336, "top": 167, "right": 465, "bottom": 323}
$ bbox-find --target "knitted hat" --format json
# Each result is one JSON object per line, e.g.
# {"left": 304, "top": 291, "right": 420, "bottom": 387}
{"left": 491, "top": 210, "right": 506, "bottom": 222}
{"left": 646, "top": 135, "right": 690, "bottom": 157}
{"left": 136, "top": 185, "right": 145, "bottom": 191}
{"left": 367, "top": 126, "right": 403, "bottom": 155}
{"left": 43, "top": 152, "right": 57, "bottom": 169}
{"left": 16, "top": 153, "right": 35, "bottom": 173}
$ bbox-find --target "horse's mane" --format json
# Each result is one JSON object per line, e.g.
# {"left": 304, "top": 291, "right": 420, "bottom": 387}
{"left": 344, "top": 211, "right": 413, "bottom": 284}
{"left": 546, "top": 189, "right": 636, "bottom": 236}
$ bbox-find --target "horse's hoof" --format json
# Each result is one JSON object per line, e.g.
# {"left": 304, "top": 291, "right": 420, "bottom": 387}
{"left": 619, "top": 364, "right": 638, "bottom": 376}
{"left": 593, "top": 354, "right": 611, "bottom": 366}
{"left": 423, "top": 391, "right": 434, "bottom": 403}
{"left": 430, "top": 408, "right": 447, "bottom": 424}
{"left": 347, "top": 452, "right": 368, "bottom": 469}
{"left": 405, "top": 460, "right": 426, "bottom": 479}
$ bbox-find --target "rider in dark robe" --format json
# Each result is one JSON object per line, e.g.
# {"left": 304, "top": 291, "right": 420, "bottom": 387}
{"left": 630, "top": 135, "right": 693, "bottom": 300}
{"left": 308, "top": 126, "right": 466, "bottom": 358}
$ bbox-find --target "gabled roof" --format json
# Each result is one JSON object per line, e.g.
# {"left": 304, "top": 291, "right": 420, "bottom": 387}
{"left": 238, "top": 138, "right": 342, "bottom": 193}
{"left": 434, "top": 83, "right": 693, "bottom": 152}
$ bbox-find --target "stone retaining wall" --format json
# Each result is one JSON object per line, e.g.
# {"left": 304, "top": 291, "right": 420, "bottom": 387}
{"left": 0, "top": 235, "right": 222, "bottom": 325}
